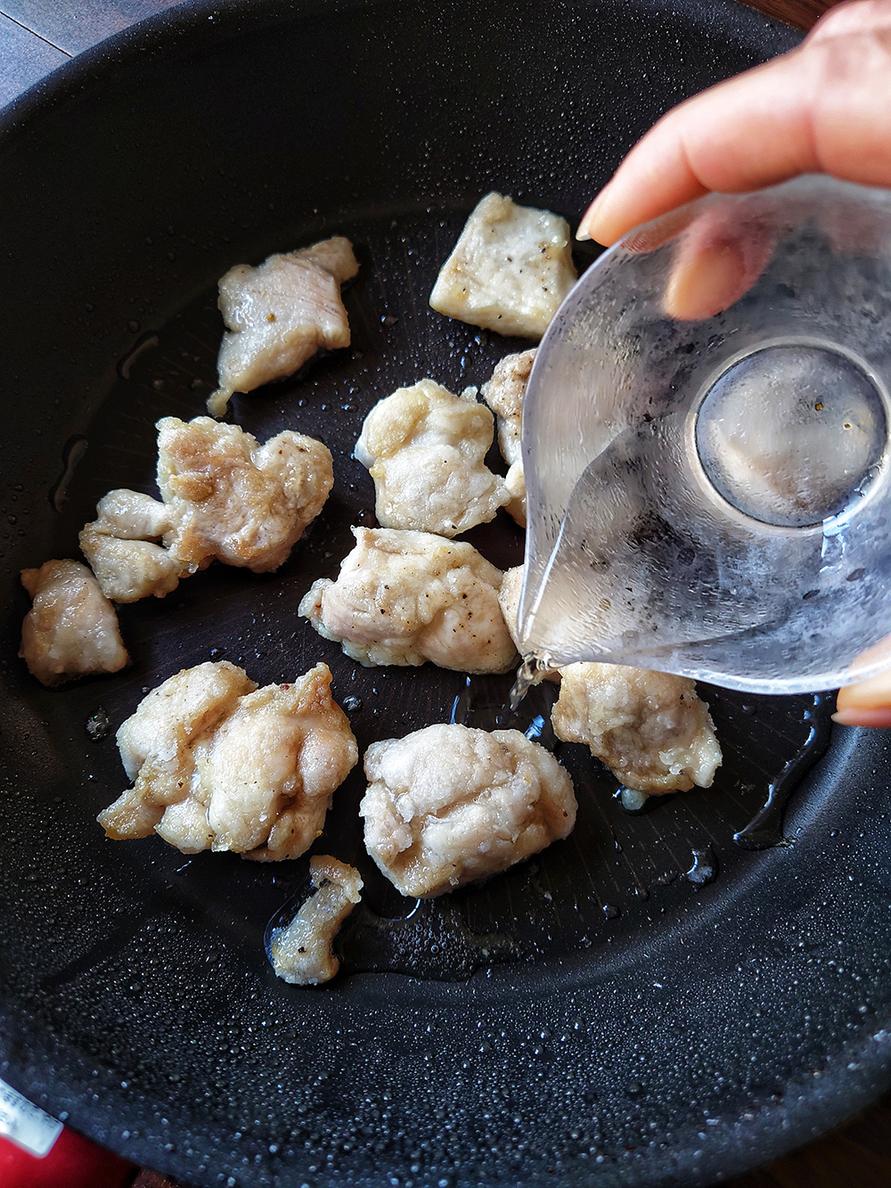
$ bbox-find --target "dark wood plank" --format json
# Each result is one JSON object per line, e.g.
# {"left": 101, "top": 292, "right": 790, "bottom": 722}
{"left": 0, "top": 0, "right": 181, "bottom": 55}
{"left": 0, "top": 12, "right": 66, "bottom": 108}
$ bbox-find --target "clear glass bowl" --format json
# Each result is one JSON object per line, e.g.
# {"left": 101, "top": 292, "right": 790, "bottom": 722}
{"left": 519, "top": 176, "right": 891, "bottom": 693}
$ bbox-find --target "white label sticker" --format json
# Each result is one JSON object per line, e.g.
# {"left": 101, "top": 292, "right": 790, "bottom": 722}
{"left": 0, "top": 1078, "right": 63, "bottom": 1157}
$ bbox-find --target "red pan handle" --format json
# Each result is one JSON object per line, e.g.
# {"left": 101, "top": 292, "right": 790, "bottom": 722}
{"left": 0, "top": 1078, "right": 133, "bottom": 1188}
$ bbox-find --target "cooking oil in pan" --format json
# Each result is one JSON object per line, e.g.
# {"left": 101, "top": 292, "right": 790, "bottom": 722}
{"left": 451, "top": 673, "right": 557, "bottom": 748}
{"left": 733, "top": 692, "right": 833, "bottom": 849}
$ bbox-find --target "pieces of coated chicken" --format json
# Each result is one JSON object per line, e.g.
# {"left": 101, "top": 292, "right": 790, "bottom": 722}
{"left": 361, "top": 723, "right": 577, "bottom": 897}
{"left": 300, "top": 527, "right": 517, "bottom": 673}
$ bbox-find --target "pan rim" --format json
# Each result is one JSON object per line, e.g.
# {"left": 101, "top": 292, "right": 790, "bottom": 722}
{"left": 2, "top": 1, "right": 889, "bottom": 1185}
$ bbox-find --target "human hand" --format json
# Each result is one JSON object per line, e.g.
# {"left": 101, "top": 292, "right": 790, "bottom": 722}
{"left": 578, "top": 0, "right": 891, "bottom": 246}
{"left": 577, "top": 1, "right": 891, "bottom": 725}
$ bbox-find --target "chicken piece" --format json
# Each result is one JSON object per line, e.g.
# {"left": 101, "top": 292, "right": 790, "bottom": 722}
{"left": 208, "top": 235, "right": 359, "bottom": 416}
{"left": 481, "top": 349, "right": 535, "bottom": 526}
{"left": 551, "top": 663, "right": 722, "bottom": 795}
{"left": 98, "top": 661, "right": 358, "bottom": 859}
{"left": 269, "top": 856, "right": 363, "bottom": 985}
{"left": 361, "top": 724, "right": 576, "bottom": 897}
{"left": 101, "top": 660, "right": 255, "bottom": 841}
{"left": 194, "top": 673, "right": 358, "bottom": 861}
{"left": 430, "top": 193, "right": 576, "bottom": 339}
{"left": 497, "top": 563, "right": 523, "bottom": 652}
{"left": 80, "top": 488, "right": 183, "bottom": 602}
{"left": 20, "top": 560, "right": 129, "bottom": 687}
{"left": 497, "top": 566, "right": 576, "bottom": 683}
{"left": 299, "top": 526, "right": 517, "bottom": 673}
{"left": 157, "top": 416, "right": 333, "bottom": 572}
{"left": 354, "top": 378, "right": 509, "bottom": 537}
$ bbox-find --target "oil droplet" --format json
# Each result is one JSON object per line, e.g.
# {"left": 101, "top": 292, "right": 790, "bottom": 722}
{"left": 85, "top": 707, "right": 110, "bottom": 742}
{"left": 616, "top": 786, "right": 648, "bottom": 813}
{"left": 117, "top": 331, "right": 160, "bottom": 380}
{"left": 685, "top": 846, "right": 717, "bottom": 886}
{"left": 343, "top": 695, "right": 363, "bottom": 712}
{"left": 49, "top": 435, "right": 88, "bottom": 512}
{"left": 602, "top": 903, "right": 620, "bottom": 920}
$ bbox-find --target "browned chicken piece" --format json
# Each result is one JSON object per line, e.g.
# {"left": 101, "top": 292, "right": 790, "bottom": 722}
{"left": 496, "top": 565, "right": 558, "bottom": 685}
{"left": 79, "top": 488, "right": 184, "bottom": 602}
{"left": 98, "top": 661, "right": 358, "bottom": 859}
{"left": 269, "top": 856, "right": 363, "bottom": 985}
{"left": 551, "top": 663, "right": 722, "bottom": 794}
{"left": 361, "top": 724, "right": 576, "bottom": 897}
{"left": 430, "top": 193, "right": 576, "bottom": 339}
{"left": 300, "top": 527, "right": 517, "bottom": 673}
{"left": 496, "top": 563, "right": 524, "bottom": 652}
{"left": 208, "top": 235, "right": 359, "bottom": 417}
{"left": 157, "top": 416, "right": 333, "bottom": 573}
{"left": 481, "top": 349, "right": 535, "bottom": 526}
{"left": 20, "top": 560, "right": 129, "bottom": 686}
{"left": 354, "top": 378, "right": 509, "bottom": 537}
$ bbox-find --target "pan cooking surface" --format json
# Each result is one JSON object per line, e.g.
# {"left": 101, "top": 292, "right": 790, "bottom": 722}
{"left": 1, "top": 3, "right": 889, "bottom": 1185}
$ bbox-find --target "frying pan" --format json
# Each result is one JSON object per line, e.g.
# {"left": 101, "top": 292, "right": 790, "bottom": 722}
{"left": 1, "top": 1, "right": 889, "bottom": 1184}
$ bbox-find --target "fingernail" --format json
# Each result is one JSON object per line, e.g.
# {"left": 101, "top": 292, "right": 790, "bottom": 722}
{"left": 577, "top": 186, "right": 611, "bottom": 242}
{"left": 664, "top": 238, "right": 746, "bottom": 321}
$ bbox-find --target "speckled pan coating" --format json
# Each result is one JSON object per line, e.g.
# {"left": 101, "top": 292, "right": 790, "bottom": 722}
{"left": 2, "top": 2, "right": 888, "bottom": 1186}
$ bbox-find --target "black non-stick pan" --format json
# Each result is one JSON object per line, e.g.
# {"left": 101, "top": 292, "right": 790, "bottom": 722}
{"left": 1, "top": 2, "right": 889, "bottom": 1184}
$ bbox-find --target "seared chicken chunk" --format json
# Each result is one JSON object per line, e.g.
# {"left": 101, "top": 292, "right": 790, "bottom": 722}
{"left": 80, "top": 488, "right": 183, "bottom": 602}
{"left": 208, "top": 235, "right": 359, "bottom": 416}
{"left": 497, "top": 565, "right": 566, "bottom": 681}
{"left": 100, "top": 659, "right": 255, "bottom": 843}
{"left": 299, "top": 527, "right": 517, "bottom": 673}
{"left": 552, "top": 663, "right": 722, "bottom": 794}
{"left": 269, "top": 855, "right": 363, "bottom": 985}
{"left": 354, "top": 378, "right": 509, "bottom": 536}
{"left": 98, "top": 661, "right": 358, "bottom": 859}
{"left": 481, "top": 349, "right": 535, "bottom": 526}
{"left": 157, "top": 416, "right": 333, "bottom": 572}
{"left": 430, "top": 193, "right": 576, "bottom": 339}
{"left": 20, "top": 560, "right": 129, "bottom": 686}
{"left": 361, "top": 724, "right": 576, "bottom": 897}
{"left": 497, "top": 564, "right": 523, "bottom": 653}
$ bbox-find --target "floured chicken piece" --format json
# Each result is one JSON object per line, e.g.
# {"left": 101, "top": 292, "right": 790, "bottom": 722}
{"left": 354, "top": 378, "right": 509, "bottom": 537}
{"left": 157, "top": 416, "right": 333, "bottom": 572}
{"left": 497, "top": 564, "right": 525, "bottom": 654}
{"left": 481, "top": 349, "right": 535, "bottom": 526}
{"left": 299, "top": 527, "right": 517, "bottom": 673}
{"left": 98, "top": 661, "right": 358, "bottom": 859}
{"left": 269, "top": 856, "right": 363, "bottom": 985}
{"left": 80, "top": 488, "right": 183, "bottom": 602}
{"left": 430, "top": 193, "right": 576, "bottom": 339}
{"left": 552, "top": 663, "right": 722, "bottom": 795}
{"left": 497, "top": 566, "right": 577, "bottom": 683}
{"left": 208, "top": 235, "right": 359, "bottom": 417}
{"left": 361, "top": 724, "right": 577, "bottom": 897}
{"left": 20, "top": 560, "right": 129, "bottom": 686}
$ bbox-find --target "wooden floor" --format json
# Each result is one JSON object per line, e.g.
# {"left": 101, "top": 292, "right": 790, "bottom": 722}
{"left": 2, "top": 1, "right": 889, "bottom": 1185}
